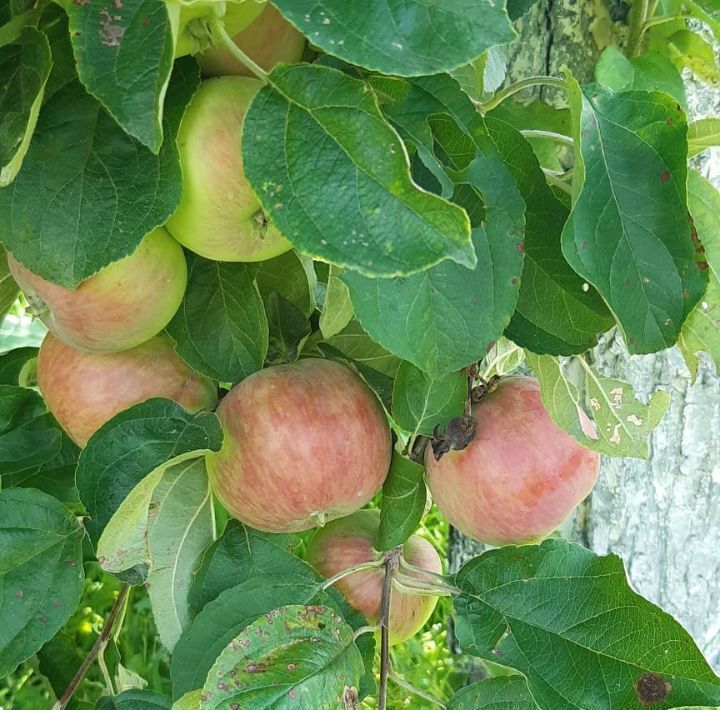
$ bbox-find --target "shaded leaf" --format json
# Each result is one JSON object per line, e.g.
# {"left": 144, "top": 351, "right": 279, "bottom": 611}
{"left": 264, "top": 292, "right": 311, "bottom": 365}
{"left": 319, "top": 267, "right": 353, "bottom": 340}
{"left": 449, "top": 677, "right": 537, "bottom": 709}
{"left": 96, "top": 689, "right": 171, "bottom": 709}
{"left": 688, "top": 117, "right": 720, "bottom": 157}
{"left": 253, "top": 250, "right": 316, "bottom": 317}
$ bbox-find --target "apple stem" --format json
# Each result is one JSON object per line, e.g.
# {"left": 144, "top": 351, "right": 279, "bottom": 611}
{"left": 352, "top": 624, "right": 381, "bottom": 642}
{"left": 52, "top": 584, "right": 130, "bottom": 710}
{"left": 393, "top": 574, "right": 457, "bottom": 597}
{"left": 210, "top": 14, "right": 270, "bottom": 83}
{"left": 398, "top": 558, "right": 457, "bottom": 588}
{"left": 319, "top": 558, "right": 384, "bottom": 590}
{"left": 389, "top": 663, "right": 447, "bottom": 708}
{"left": 478, "top": 76, "right": 567, "bottom": 114}
{"left": 378, "top": 548, "right": 401, "bottom": 710}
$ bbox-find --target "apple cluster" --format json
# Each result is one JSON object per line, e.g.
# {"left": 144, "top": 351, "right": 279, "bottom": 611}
{"left": 8, "top": 3, "right": 600, "bottom": 648}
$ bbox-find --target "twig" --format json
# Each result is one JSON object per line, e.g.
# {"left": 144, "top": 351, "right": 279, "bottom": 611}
{"left": 479, "top": 76, "right": 566, "bottom": 114}
{"left": 626, "top": 0, "right": 650, "bottom": 58}
{"left": 520, "top": 129, "right": 574, "bottom": 147}
{"left": 389, "top": 664, "right": 447, "bottom": 708}
{"left": 642, "top": 14, "right": 691, "bottom": 32}
{"left": 320, "top": 559, "right": 384, "bottom": 590}
{"left": 53, "top": 585, "right": 130, "bottom": 710}
{"left": 378, "top": 549, "right": 401, "bottom": 710}
{"left": 542, "top": 168, "right": 573, "bottom": 195}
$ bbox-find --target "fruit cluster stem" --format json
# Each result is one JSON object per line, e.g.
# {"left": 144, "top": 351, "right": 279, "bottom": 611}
{"left": 211, "top": 14, "right": 269, "bottom": 83}
{"left": 378, "top": 548, "right": 401, "bottom": 710}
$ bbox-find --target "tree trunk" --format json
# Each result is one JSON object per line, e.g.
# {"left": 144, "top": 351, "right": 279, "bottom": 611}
{"left": 447, "top": 0, "right": 720, "bottom": 667}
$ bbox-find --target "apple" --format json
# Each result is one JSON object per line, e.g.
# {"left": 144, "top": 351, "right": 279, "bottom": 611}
{"left": 198, "top": 4, "right": 306, "bottom": 78}
{"left": 165, "top": 77, "right": 291, "bottom": 262}
{"left": 425, "top": 376, "right": 601, "bottom": 546}
{"left": 8, "top": 227, "right": 187, "bottom": 353}
{"left": 172, "top": 0, "right": 267, "bottom": 58}
{"left": 37, "top": 332, "right": 218, "bottom": 446}
{"left": 306, "top": 509, "right": 442, "bottom": 646}
{"left": 206, "top": 358, "right": 392, "bottom": 532}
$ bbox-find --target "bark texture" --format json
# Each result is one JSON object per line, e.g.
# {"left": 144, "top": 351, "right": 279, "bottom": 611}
{"left": 448, "top": 0, "right": 720, "bottom": 667}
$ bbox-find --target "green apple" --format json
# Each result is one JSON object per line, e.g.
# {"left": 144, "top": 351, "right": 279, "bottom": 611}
{"left": 165, "top": 77, "right": 291, "bottom": 262}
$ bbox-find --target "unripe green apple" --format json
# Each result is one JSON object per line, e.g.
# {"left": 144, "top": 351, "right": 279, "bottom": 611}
{"left": 172, "top": 0, "right": 267, "bottom": 58}
{"left": 206, "top": 359, "right": 392, "bottom": 532}
{"left": 37, "top": 332, "right": 217, "bottom": 446}
{"left": 306, "top": 509, "right": 443, "bottom": 646}
{"left": 165, "top": 77, "right": 291, "bottom": 262}
{"left": 425, "top": 376, "right": 601, "bottom": 546}
{"left": 8, "top": 227, "right": 187, "bottom": 353}
{"left": 198, "top": 4, "right": 306, "bottom": 77}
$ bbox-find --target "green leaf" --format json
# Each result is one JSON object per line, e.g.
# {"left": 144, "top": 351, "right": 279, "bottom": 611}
{"left": 392, "top": 361, "right": 466, "bottom": 438}
{"left": 0, "top": 58, "right": 199, "bottom": 288}
{"left": 449, "top": 677, "right": 537, "bottom": 709}
{"left": 272, "top": 0, "right": 514, "bottom": 77}
{"left": 0, "top": 346, "right": 35, "bottom": 386}
{"left": 507, "top": 0, "right": 539, "bottom": 20}
{"left": 264, "top": 292, "right": 312, "bottom": 365}
{"left": 483, "top": 117, "right": 613, "bottom": 354}
{"left": 200, "top": 604, "right": 363, "bottom": 709}
{"left": 453, "top": 539, "right": 720, "bottom": 709}
{"left": 253, "top": 251, "right": 316, "bottom": 318}
{"left": 319, "top": 267, "right": 353, "bottom": 340}
{"left": 96, "top": 689, "right": 171, "bottom": 709}
{"left": 0, "top": 27, "right": 51, "bottom": 186}
{"left": 0, "top": 250, "right": 19, "bottom": 322}
{"left": 561, "top": 79, "right": 706, "bottom": 354}
{"left": 324, "top": 320, "right": 400, "bottom": 379}
{"left": 0, "top": 488, "right": 84, "bottom": 678}
{"left": 37, "top": 630, "right": 83, "bottom": 706}
{"left": 451, "top": 46, "right": 508, "bottom": 101}
{"left": 377, "top": 453, "right": 427, "bottom": 551}
{"left": 166, "top": 255, "right": 268, "bottom": 383}
{"left": 76, "top": 398, "right": 222, "bottom": 546}
{"left": 688, "top": 118, "right": 720, "bottom": 157}
{"left": 678, "top": 170, "right": 720, "bottom": 379}
{"left": 526, "top": 352, "right": 669, "bottom": 458}
{"left": 650, "top": 29, "right": 720, "bottom": 85}
{"left": 480, "top": 337, "right": 525, "bottom": 379}
{"left": 68, "top": 0, "right": 174, "bottom": 152}
{"left": 242, "top": 63, "right": 475, "bottom": 278}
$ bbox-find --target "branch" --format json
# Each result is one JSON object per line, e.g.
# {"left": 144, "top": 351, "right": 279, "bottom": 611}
{"left": 53, "top": 585, "right": 130, "bottom": 710}
{"left": 626, "top": 0, "right": 650, "bottom": 58}
{"left": 378, "top": 548, "right": 401, "bottom": 710}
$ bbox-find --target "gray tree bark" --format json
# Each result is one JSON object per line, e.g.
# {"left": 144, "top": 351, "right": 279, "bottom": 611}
{"left": 448, "top": 0, "right": 720, "bottom": 668}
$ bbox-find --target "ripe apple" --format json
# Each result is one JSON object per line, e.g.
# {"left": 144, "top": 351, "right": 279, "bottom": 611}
{"left": 198, "top": 4, "right": 306, "bottom": 77}
{"left": 306, "top": 509, "right": 443, "bottom": 646}
{"left": 8, "top": 227, "right": 187, "bottom": 353}
{"left": 165, "top": 77, "right": 291, "bottom": 262}
{"left": 37, "top": 332, "right": 218, "bottom": 446}
{"left": 425, "top": 376, "right": 600, "bottom": 546}
{"left": 173, "top": 0, "right": 267, "bottom": 58}
{"left": 206, "top": 358, "right": 392, "bottom": 532}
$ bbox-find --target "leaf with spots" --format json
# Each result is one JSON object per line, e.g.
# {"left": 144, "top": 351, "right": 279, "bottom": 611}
{"left": 526, "top": 352, "right": 669, "bottom": 458}
{"left": 561, "top": 77, "right": 706, "bottom": 354}
{"left": 68, "top": 0, "right": 175, "bottom": 152}
{"left": 454, "top": 539, "right": 720, "bottom": 709}
{"left": 0, "top": 488, "right": 84, "bottom": 678}
{"left": 242, "top": 63, "right": 475, "bottom": 278}
{"left": 199, "top": 604, "right": 364, "bottom": 709}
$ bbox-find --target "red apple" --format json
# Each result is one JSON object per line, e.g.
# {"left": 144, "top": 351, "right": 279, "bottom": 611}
{"left": 425, "top": 376, "right": 600, "bottom": 546}
{"left": 165, "top": 77, "right": 291, "bottom": 262}
{"left": 198, "top": 4, "right": 306, "bottom": 78}
{"left": 306, "top": 509, "right": 442, "bottom": 645}
{"left": 37, "top": 332, "right": 218, "bottom": 446}
{"left": 8, "top": 227, "right": 187, "bottom": 353}
{"left": 206, "top": 359, "right": 392, "bottom": 532}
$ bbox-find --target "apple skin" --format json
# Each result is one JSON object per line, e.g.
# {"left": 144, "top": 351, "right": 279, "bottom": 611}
{"left": 165, "top": 77, "right": 291, "bottom": 262}
{"left": 425, "top": 376, "right": 600, "bottom": 546}
{"left": 37, "top": 332, "right": 218, "bottom": 446}
{"left": 306, "top": 509, "right": 442, "bottom": 646}
{"left": 206, "top": 359, "right": 392, "bottom": 532}
{"left": 198, "top": 4, "right": 306, "bottom": 77}
{"left": 8, "top": 227, "right": 187, "bottom": 353}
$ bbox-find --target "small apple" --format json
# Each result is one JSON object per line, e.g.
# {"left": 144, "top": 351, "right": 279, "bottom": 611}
{"left": 198, "top": 4, "right": 306, "bottom": 77}
{"left": 37, "top": 332, "right": 218, "bottom": 446}
{"left": 165, "top": 77, "right": 291, "bottom": 262}
{"left": 306, "top": 509, "right": 443, "bottom": 645}
{"left": 206, "top": 358, "right": 392, "bottom": 532}
{"left": 8, "top": 227, "right": 187, "bottom": 353}
{"left": 425, "top": 376, "right": 601, "bottom": 546}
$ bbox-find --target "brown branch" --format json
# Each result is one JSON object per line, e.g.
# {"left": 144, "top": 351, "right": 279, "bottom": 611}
{"left": 378, "top": 549, "right": 401, "bottom": 710}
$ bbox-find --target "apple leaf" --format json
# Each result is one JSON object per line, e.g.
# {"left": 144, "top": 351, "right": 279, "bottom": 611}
{"left": 392, "top": 362, "right": 467, "bottom": 438}
{"left": 200, "top": 604, "right": 364, "bottom": 709}
{"left": 272, "top": 0, "right": 514, "bottom": 77}
{"left": 76, "top": 398, "right": 222, "bottom": 546}
{"left": 0, "top": 346, "right": 36, "bottom": 385}
{"left": 319, "top": 267, "right": 354, "bottom": 340}
{"left": 377, "top": 454, "right": 427, "bottom": 551}
{"left": 0, "top": 250, "right": 19, "bottom": 321}
{"left": 453, "top": 539, "right": 720, "bottom": 708}
{"left": 448, "top": 677, "right": 537, "bottom": 709}
{"left": 649, "top": 29, "right": 720, "bottom": 85}
{"left": 96, "top": 690, "right": 171, "bottom": 710}
{"left": 252, "top": 250, "right": 316, "bottom": 318}
{"left": 561, "top": 79, "right": 706, "bottom": 354}
{"left": 166, "top": 255, "right": 268, "bottom": 383}
{"left": 0, "top": 488, "right": 84, "bottom": 678}
{"left": 264, "top": 292, "right": 312, "bottom": 365}
{"left": 0, "top": 27, "right": 51, "bottom": 187}
{"left": 0, "top": 58, "right": 199, "bottom": 289}
{"left": 242, "top": 63, "right": 475, "bottom": 278}
{"left": 687, "top": 117, "right": 720, "bottom": 157}
{"left": 678, "top": 170, "right": 720, "bottom": 379}
{"left": 450, "top": 46, "right": 508, "bottom": 101}
{"left": 68, "top": 0, "right": 175, "bottom": 152}
{"left": 324, "top": 320, "right": 401, "bottom": 379}
{"left": 481, "top": 337, "right": 525, "bottom": 379}
{"left": 526, "top": 352, "right": 669, "bottom": 458}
